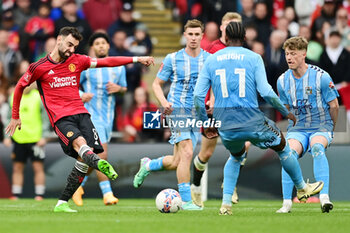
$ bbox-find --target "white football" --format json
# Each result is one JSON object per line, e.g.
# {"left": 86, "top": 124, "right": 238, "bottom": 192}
{"left": 155, "top": 188, "right": 182, "bottom": 213}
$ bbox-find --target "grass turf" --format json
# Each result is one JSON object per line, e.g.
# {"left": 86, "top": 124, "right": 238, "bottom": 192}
{"left": 0, "top": 199, "right": 350, "bottom": 233}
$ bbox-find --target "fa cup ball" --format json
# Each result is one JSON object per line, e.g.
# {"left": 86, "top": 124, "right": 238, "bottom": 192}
{"left": 155, "top": 189, "right": 182, "bottom": 213}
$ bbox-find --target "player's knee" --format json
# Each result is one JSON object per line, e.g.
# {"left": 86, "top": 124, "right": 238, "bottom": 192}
{"left": 169, "top": 159, "right": 179, "bottom": 169}
{"left": 72, "top": 136, "right": 87, "bottom": 151}
{"left": 13, "top": 163, "right": 24, "bottom": 173}
{"left": 32, "top": 162, "right": 44, "bottom": 173}
{"left": 181, "top": 150, "right": 193, "bottom": 162}
{"left": 311, "top": 143, "right": 325, "bottom": 158}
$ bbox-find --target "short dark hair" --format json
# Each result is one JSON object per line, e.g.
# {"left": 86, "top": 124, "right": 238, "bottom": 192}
{"left": 58, "top": 27, "right": 83, "bottom": 41}
{"left": 329, "top": 30, "right": 341, "bottom": 38}
{"left": 225, "top": 21, "right": 245, "bottom": 44}
{"left": 89, "top": 32, "right": 110, "bottom": 46}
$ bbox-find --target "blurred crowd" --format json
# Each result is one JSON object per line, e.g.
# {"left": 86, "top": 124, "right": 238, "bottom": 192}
{"left": 169, "top": 0, "right": 350, "bottom": 120}
{"left": 0, "top": 0, "right": 158, "bottom": 143}
{"left": 1, "top": 0, "right": 350, "bottom": 144}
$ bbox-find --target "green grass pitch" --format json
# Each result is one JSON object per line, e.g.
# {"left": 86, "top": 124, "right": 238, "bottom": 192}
{"left": 1, "top": 199, "right": 350, "bottom": 233}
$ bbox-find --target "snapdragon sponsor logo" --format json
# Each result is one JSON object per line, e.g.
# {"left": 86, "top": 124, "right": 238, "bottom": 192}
{"left": 49, "top": 76, "right": 77, "bottom": 88}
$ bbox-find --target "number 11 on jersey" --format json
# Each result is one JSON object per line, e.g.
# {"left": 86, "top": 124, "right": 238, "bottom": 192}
{"left": 216, "top": 68, "right": 246, "bottom": 98}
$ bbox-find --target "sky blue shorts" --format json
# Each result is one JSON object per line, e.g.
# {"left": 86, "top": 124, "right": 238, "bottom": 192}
{"left": 166, "top": 115, "right": 200, "bottom": 150}
{"left": 219, "top": 118, "right": 283, "bottom": 154}
{"left": 286, "top": 131, "right": 333, "bottom": 155}
{"left": 94, "top": 123, "right": 112, "bottom": 144}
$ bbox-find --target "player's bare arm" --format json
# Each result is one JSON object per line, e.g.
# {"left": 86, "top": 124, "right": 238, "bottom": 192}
{"left": 106, "top": 81, "right": 127, "bottom": 94}
{"left": 81, "top": 93, "right": 94, "bottom": 103}
{"left": 283, "top": 104, "right": 297, "bottom": 126}
{"left": 328, "top": 98, "right": 339, "bottom": 131}
{"left": 206, "top": 90, "right": 215, "bottom": 115}
{"left": 5, "top": 118, "right": 22, "bottom": 136}
{"left": 5, "top": 71, "right": 35, "bottom": 136}
{"left": 36, "top": 138, "right": 47, "bottom": 147}
{"left": 95, "top": 56, "right": 154, "bottom": 68}
{"left": 286, "top": 112, "right": 297, "bottom": 126}
{"left": 135, "top": 56, "right": 155, "bottom": 66}
{"left": 152, "top": 77, "right": 173, "bottom": 115}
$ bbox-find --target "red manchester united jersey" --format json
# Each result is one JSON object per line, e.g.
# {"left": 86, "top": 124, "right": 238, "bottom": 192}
{"left": 204, "top": 39, "right": 227, "bottom": 103}
{"left": 16, "top": 54, "right": 95, "bottom": 126}
{"left": 205, "top": 39, "right": 226, "bottom": 54}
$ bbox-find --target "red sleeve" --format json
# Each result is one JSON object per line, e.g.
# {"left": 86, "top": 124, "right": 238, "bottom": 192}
{"left": 95, "top": 57, "right": 133, "bottom": 68}
{"left": 12, "top": 71, "right": 38, "bottom": 119}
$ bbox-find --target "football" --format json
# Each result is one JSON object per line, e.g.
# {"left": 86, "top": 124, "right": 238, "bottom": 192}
{"left": 155, "top": 189, "right": 182, "bottom": 213}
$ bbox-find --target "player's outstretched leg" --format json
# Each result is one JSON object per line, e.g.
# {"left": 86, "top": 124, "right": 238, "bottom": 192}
{"left": 54, "top": 161, "right": 88, "bottom": 213}
{"left": 133, "top": 157, "right": 151, "bottom": 188}
{"left": 97, "top": 159, "right": 118, "bottom": 180}
{"left": 311, "top": 143, "right": 333, "bottom": 213}
{"left": 133, "top": 156, "right": 165, "bottom": 188}
{"left": 78, "top": 145, "right": 118, "bottom": 180}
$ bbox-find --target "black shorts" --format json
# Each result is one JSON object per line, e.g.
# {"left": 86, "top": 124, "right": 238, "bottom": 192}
{"left": 54, "top": 113, "right": 103, "bottom": 159}
{"left": 12, "top": 141, "right": 45, "bottom": 163}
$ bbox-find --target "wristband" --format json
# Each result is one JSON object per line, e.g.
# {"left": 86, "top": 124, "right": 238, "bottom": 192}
{"left": 133, "top": 57, "right": 138, "bottom": 63}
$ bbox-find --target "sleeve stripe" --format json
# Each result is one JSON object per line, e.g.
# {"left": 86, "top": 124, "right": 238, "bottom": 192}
{"left": 29, "top": 57, "right": 48, "bottom": 73}
{"left": 90, "top": 58, "right": 97, "bottom": 68}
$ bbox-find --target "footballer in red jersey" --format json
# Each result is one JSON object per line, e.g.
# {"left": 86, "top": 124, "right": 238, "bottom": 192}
{"left": 191, "top": 12, "right": 251, "bottom": 208}
{"left": 6, "top": 26, "right": 154, "bottom": 213}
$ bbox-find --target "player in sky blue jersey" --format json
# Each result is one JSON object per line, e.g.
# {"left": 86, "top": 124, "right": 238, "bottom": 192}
{"left": 276, "top": 37, "right": 339, "bottom": 213}
{"left": 72, "top": 32, "right": 127, "bottom": 206}
{"left": 133, "top": 19, "right": 210, "bottom": 210}
{"left": 194, "top": 21, "right": 324, "bottom": 215}
{"left": 191, "top": 12, "right": 245, "bottom": 208}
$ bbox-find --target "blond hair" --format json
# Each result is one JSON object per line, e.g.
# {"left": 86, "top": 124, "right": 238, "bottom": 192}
{"left": 222, "top": 12, "right": 242, "bottom": 23}
{"left": 283, "top": 36, "right": 308, "bottom": 51}
{"left": 184, "top": 19, "right": 204, "bottom": 32}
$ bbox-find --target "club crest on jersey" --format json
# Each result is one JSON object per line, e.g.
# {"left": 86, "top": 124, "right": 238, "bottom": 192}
{"left": 68, "top": 63, "right": 76, "bottom": 72}
{"left": 329, "top": 81, "right": 335, "bottom": 89}
{"left": 305, "top": 86, "right": 312, "bottom": 95}
{"left": 66, "top": 131, "right": 74, "bottom": 137}
{"left": 24, "top": 73, "right": 31, "bottom": 83}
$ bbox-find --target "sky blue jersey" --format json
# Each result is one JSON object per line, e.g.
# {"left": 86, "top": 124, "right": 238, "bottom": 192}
{"left": 194, "top": 46, "right": 289, "bottom": 131}
{"left": 277, "top": 65, "right": 339, "bottom": 132}
{"left": 80, "top": 66, "right": 126, "bottom": 127}
{"left": 157, "top": 48, "right": 211, "bottom": 112}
